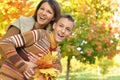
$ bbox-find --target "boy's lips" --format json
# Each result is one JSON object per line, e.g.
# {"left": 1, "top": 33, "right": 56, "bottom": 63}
{"left": 57, "top": 33, "right": 64, "bottom": 39}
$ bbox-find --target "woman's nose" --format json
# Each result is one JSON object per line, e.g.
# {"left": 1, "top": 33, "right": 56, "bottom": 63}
{"left": 42, "top": 10, "right": 46, "bottom": 15}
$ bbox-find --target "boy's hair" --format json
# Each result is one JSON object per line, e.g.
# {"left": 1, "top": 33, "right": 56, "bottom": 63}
{"left": 56, "top": 14, "right": 75, "bottom": 27}
{"left": 50, "top": 14, "right": 75, "bottom": 31}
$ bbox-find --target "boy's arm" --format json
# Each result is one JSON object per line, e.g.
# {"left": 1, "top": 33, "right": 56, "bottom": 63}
{"left": 53, "top": 52, "right": 62, "bottom": 72}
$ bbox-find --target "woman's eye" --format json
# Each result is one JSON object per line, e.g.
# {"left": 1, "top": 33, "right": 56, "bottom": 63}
{"left": 39, "top": 7, "right": 44, "bottom": 10}
{"left": 47, "top": 11, "right": 52, "bottom": 14}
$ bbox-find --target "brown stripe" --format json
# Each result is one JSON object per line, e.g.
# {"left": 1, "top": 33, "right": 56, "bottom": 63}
{"left": 34, "top": 43, "right": 47, "bottom": 54}
{"left": 40, "top": 39, "right": 49, "bottom": 51}
{"left": 3, "top": 62, "right": 24, "bottom": 78}
{"left": 8, "top": 54, "right": 21, "bottom": 64}
{"left": 4, "top": 60, "right": 17, "bottom": 70}
{"left": 0, "top": 72, "right": 17, "bottom": 80}
{"left": 16, "top": 48, "right": 29, "bottom": 61}
{"left": 17, "top": 62, "right": 25, "bottom": 69}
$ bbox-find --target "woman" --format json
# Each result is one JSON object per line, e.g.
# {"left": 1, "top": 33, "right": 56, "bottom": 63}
{"left": 2, "top": 0, "right": 61, "bottom": 38}
{"left": 0, "top": 14, "right": 75, "bottom": 80}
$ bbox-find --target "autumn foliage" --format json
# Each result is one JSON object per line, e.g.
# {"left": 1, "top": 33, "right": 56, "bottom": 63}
{"left": 36, "top": 52, "right": 57, "bottom": 69}
{"left": 59, "top": 0, "right": 120, "bottom": 64}
{"left": 34, "top": 51, "right": 59, "bottom": 80}
{"left": 0, "top": 0, "right": 37, "bottom": 39}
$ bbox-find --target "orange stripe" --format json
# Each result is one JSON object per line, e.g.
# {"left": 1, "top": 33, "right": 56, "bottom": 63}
{"left": 5, "top": 50, "right": 16, "bottom": 55}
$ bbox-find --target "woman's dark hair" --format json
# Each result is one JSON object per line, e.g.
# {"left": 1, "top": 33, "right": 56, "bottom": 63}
{"left": 33, "top": 0, "right": 61, "bottom": 29}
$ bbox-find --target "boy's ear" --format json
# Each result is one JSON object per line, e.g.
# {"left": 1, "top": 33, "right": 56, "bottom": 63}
{"left": 70, "top": 32, "right": 73, "bottom": 35}
{"left": 69, "top": 31, "right": 73, "bottom": 36}
{"left": 68, "top": 32, "right": 73, "bottom": 38}
{"left": 53, "top": 23, "right": 56, "bottom": 29}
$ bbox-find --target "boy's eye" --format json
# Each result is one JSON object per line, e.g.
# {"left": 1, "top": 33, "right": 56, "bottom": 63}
{"left": 59, "top": 24, "right": 63, "bottom": 27}
{"left": 66, "top": 28, "right": 71, "bottom": 31}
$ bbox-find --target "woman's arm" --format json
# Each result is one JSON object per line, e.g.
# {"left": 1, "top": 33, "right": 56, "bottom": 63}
{"left": 1, "top": 26, "right": 20, "bottom": 40}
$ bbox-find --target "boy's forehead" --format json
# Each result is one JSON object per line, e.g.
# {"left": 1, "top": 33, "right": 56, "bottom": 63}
{"left": 57, "top": 18, "right": 70, "bottom": 23}
{"left": 57, "top": 18, "right": 74, "bottom": 26}
{"left": 56, "top": 17, "right": 74, "bottom": 29}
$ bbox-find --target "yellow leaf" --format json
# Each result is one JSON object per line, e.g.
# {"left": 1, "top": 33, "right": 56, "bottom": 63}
{"left": 39, "top": 68, "right": 60, "bottom": 77}
{"left": 36, "top": 51, "right": 58, "bottom": 68}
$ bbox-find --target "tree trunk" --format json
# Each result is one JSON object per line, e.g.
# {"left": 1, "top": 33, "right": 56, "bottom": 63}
{"left": 66, "top": 56, "right": 70, "bottom": 80}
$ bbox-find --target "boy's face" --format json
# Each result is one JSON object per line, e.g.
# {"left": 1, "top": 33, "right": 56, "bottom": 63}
{"left": 53, "top": 17, "right": 74, "bottom": 43}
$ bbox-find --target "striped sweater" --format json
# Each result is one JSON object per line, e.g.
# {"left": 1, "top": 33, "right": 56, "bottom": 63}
{"left": 0, "top": 29, "right": 61, "bottom": 80}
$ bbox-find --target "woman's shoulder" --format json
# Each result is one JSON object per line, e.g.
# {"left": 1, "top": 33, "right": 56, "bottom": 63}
{"left": 11, "top": 16, "right": 35, "bottom": 33}
{"left": 19, "top": 16, "right": 33, "bottom": 19}
{"left": 19, "top": 16, "right": 34, "bottom": 21}
{"left": 12, "top": 16, "right": 35, "bottom": 25}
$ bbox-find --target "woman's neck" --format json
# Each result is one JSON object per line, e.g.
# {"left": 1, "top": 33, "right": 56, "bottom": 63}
{"left": 34, "top": 22, "right": 45, "bottom": 29}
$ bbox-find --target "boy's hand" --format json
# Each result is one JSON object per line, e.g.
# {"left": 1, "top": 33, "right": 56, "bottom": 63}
{"left": 23, "top": 61, "right": 37, "bottom": 80}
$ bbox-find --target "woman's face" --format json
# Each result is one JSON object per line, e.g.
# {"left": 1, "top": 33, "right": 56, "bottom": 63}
{"left": 37, "top": 2, "right": 54, "bottom": 27}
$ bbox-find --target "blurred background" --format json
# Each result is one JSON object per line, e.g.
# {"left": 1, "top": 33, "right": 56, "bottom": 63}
{"left": 0, "top": 0, "right": 120, "bottom": 80}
